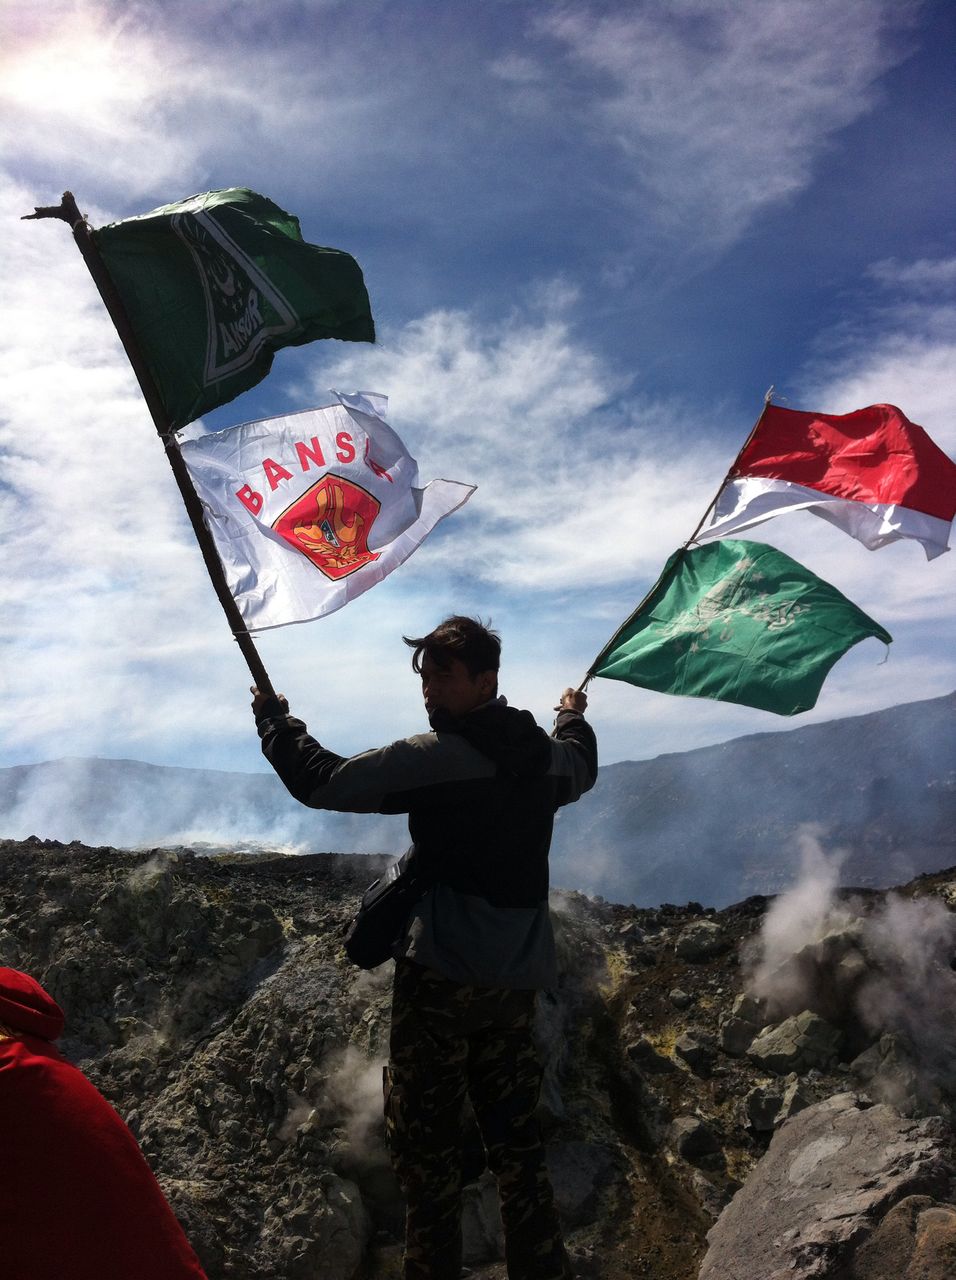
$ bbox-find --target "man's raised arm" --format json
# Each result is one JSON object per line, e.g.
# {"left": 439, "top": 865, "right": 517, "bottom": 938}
{"left": 551, "top": 687, "right": 598, "bottom": 805}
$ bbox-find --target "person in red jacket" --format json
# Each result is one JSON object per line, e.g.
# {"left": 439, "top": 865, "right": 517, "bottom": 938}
{"left": 0, "top": 967, "right": 208, "bottom": 1279}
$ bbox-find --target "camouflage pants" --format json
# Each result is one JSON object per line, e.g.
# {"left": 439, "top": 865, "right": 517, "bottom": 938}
{"left": 384, "top": 959, "right": 572, "bottom": 1280}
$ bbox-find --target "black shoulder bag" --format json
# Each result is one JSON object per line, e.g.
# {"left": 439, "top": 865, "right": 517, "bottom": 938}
{"left": 343, "top": 846, "right": 431, "bottom": 970}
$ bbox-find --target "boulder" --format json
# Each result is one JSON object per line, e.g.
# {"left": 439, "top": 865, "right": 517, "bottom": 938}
{"left": 547, "top": 1140, "right": 618, "bottom": 1226}
{"left": 745, "top": 1083, "right": 785, "bottom": 1132}
{"left": 674, "top": 1028, "right": 717, "bottom": 1076}
{"left": 721, "top": 1016, "right": 759, "bottom": 1056}
{"left": 698, "top": 1094, "right": 956, "bottom": 1280}
{"left": 776, "top": 1076, "right": 812, "bottom": 1127}
{"left": 849, "top": 1195, "right": 956, "bottom": 1280}
{"left": 675, "top": 919, "right": 727, "bottom": 961}
{"left": 670, "top": 1115, "right": 721, "bottom": 1164}
{"left": 617, "top": 921, "right": 645, "bottom": 942}
{"left": 721, "top": 993, "right": 768, "bottom": 1057}
{"left": 625, "top": 1036, "right": 675, "bottom": 1075}
{"left": 748, "top": 1010, "right": 842, "bottom": 1075}
{"left": 759, "top": 918, "right": 869, "bottom": 1025}
{"left": 746, "top": 1074, "right": 812, "bottom": 1132}
{"left": 732, "top": 993, "right": 767, "bottom": 1024}
{"left": 851, "top": 1032, "right": 922, "bottom": 1114}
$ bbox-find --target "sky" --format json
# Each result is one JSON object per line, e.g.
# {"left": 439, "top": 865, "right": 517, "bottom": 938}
{"left": 2, "top": 0, "right": 954, "bottom": 778}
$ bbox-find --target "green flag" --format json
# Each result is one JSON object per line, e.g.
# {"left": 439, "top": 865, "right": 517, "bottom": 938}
{"left": 591, "top": 540, "right": 892, "bottom": 715}
{"left": 93, "top": 188, "right": 374, "bottom": 430}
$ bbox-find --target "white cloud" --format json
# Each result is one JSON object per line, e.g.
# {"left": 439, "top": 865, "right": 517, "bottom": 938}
{"left": 313, "top": 300, "right": 726, "bottom": 589}
{"left": 800, "top": 256, "right": 956, "bottom": 450}
{"left": 2, "top": 4, "right": 200, "bottom": 197}
{"left": 4, "top": 207, "right": 951, "bottom": 771}
{"left": 0, "top": 6, "right": 951, "bottom": 780}
{"left": 0, "top": 173, "right": 247, "bottom": 762}
{"left": 536, "top": 0, "right": 917, "bottom": 251}
{"left": 0, "top": 194, "right": 731, "bottom": 767}
{"left": 0, "top": 1, "right": 396, "bottom": 206}
{"left": 867, "top": 257, "right": 956, "bottom": 294}
{"left": 489, "top": 53, "right": 546, "bottom": 85}
{"left": 3, "top": 0, "right": 921, "bottom": 281}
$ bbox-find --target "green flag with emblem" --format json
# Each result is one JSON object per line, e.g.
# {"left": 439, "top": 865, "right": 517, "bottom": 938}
{"left": 93, "top": 188, "right": 374, "bottom": 430}
{"left": 590, "top": 540, "right": 892, "bottom": 715}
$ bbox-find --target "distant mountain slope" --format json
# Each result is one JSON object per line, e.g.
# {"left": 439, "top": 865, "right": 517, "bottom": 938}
{"left": 551, "top": 690, "right": 955, "bottom": 905}
{"left": 0, "top": 755, "right": 408, "bottom": 860}
{"left": 1, "top": 693, "right": 953, "bottom": 906}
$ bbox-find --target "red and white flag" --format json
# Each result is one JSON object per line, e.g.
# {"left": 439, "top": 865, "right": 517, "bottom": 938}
{"left": 180, "top": 392, "right": 474, "bottom": 630}
{"left": 697, "top": 403, "right": 956, "bottom": 560}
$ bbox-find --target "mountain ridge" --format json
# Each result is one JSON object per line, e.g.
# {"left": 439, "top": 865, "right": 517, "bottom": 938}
{"left": 13, "top": 687, "right": 955, "bottom": 776}
{"left": 3, "top": 691, "right": 953, "bottom": 908}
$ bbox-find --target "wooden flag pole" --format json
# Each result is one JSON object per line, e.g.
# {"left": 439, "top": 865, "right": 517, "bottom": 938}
{"left": 23, "top": 191, "right": 276, "bottom": 698}
{"left": 578, "top": 387, "right": 777, "bottom": 691}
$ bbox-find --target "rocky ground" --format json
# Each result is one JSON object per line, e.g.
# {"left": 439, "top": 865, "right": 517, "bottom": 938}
{"left": 2, "top": 836, "right": 955, "bottom": 1279}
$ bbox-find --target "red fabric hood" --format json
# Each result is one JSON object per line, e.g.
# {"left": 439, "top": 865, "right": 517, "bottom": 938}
{"left": 0, "top": 967, "right": 65, "bottom": 1040}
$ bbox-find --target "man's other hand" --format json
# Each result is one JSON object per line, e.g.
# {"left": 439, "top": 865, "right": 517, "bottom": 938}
{"left": 555, "top": 687, "right": 587, "bottom": 714}
{"left": 251, "top": 687, "right": 290, "bottom": 718}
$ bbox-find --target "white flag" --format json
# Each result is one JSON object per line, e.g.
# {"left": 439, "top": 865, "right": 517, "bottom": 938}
{"left": 180, "top": 392, "right": 474, "bottom": 630}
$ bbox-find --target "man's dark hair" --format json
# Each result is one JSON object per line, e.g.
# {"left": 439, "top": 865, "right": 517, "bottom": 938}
{"left": 403, "top": 615, "right": 501, "bottom": 677}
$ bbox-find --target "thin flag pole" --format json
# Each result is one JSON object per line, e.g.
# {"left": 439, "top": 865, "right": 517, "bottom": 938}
{"left": 578, "top": 387, "right": 776, "bottom": 692}
{"left": 684, "top": 384, "right": 776, "bottom": 547}
{"left": 578, "top": 552, "right": 686, "bottom": 692}
{"left": 23, "top": 191, "right": 276, "bottom": 698}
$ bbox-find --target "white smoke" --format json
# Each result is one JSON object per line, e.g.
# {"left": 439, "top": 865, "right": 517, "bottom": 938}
{"left": 745, "top": 830, "right": 956, "bottom": 1107}
{"left": 747, "top": 828, "right": 849, "bottom": 1002}
{"left": 857, "top": 893, "right": 956, "bottom": 1060}
{"left": 317, "top": 1045, "right": 387, "bottom": 1160}
{"left": 278, "top": 1090, "right": 314, "bottom": 1142}
{"left": 0, "top": 756, "right": 407, "bottom": 856}
{"left": 125, "top": 850, "right": 178, "bottom": 889}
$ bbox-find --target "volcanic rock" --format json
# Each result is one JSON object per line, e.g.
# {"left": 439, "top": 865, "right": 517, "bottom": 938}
{"left": 625, "top": 1034, "right": 676, "bottom": 1074}
{"left": 674, "top": 1028, "right": 717, "bottom": 1076}
{"left": 2, "top": 838, "right": 955, "bottom": 1280}
{"left": 720, "top": 992, "right": 768, "bottom": 1056}
{"left": 748, "top": 1009, "right": 843, "bottom": 1074}
{"left": 670, "top": 1115, "right": 721, "bottom": 1164}
{"left": 699, "top": 1094, "right": 956, "bottom": 1280}
{"left": 848, "top": 1194, "right": 956, "bottom": 1280}
{"left": 675, "top": 919, "right": 727, "bottom": 961}
{"left": 851, "top": 1031, "right": 924, "bottom": 1113}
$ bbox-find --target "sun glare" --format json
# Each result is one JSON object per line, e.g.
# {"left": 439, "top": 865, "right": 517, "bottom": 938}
{"left": 1, "top": 21, "right": 150, "bottom": 125}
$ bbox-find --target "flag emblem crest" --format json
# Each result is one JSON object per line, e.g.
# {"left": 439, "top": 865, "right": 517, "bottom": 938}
{"left": 272, "top": 474, "right": 382, "bottom": 580}
{"left": 95, "top": 188, "right": 375, "bottom": 429}
{"left": 180, "top": 394, "right": 474, "bottom": 629}
{"left": 171, "top": 209, "right": 299, "bottom": 385}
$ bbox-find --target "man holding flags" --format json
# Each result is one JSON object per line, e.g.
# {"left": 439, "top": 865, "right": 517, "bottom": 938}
{"left": 252, "top": 615, "right": 598, "bottom": 1280}
{"left": 30, "top": 179, "right": 954, "bottom": 1278}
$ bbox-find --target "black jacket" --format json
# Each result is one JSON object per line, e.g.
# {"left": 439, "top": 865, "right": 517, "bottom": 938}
{"left": 258, "top": 699, "right": 598, "bottom": 984}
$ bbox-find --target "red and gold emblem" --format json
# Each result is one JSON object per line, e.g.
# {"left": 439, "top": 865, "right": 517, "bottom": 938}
{"left": 272, "top": 475, "right": 381, "bottom": 580}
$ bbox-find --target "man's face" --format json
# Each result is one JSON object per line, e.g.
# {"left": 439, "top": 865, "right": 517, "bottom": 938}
{"left": 420, "top": 653, "right": 496, "bottom": 719}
